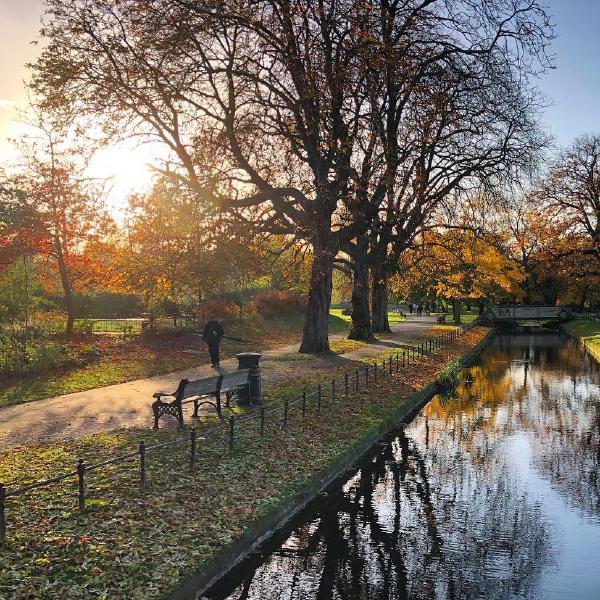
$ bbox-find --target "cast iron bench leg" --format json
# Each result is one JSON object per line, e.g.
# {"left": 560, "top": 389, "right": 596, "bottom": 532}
{"left": 152, "top": 400, "right": 160, "bottom": 430}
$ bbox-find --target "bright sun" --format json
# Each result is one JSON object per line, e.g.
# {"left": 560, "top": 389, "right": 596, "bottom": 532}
{"left": 87, "top": 145, "right": 156, "bottom": 220}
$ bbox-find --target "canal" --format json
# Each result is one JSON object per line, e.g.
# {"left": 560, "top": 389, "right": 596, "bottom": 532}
{"left": 206, "top": 332, "right": 600, "bottom": 600}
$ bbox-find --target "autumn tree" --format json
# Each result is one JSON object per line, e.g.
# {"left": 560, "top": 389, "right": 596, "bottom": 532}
{"left": 2, "top": 109, "right": 110, "bottom": 335}
{"left": 505, "top": 192, "right": 600, "bottom": 306}
{"left": 396, "top": 227, "right": 524, "bottom": 324}
{"left": 115, "top": 178, "right": 268, "bottom": 310}
{"left": 31, "top": 0, "right": 374, "bottom": 351}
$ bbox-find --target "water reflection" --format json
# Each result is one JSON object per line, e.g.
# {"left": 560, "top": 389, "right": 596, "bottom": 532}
{"left": 207, "top": 333, "right": 600, "bottom": 600}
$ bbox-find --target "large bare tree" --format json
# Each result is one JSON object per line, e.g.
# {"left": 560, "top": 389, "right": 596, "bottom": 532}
{"left": 343, "top": 0, "right": 552, "bottom": 338}
{"left": 31, "top": 0, "right": 552, "bottom": 350}
{"left": 542, "top": 134, "right": 600, "bottom": 255}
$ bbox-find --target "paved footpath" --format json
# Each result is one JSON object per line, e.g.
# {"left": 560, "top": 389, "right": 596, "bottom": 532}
{"left": 0, "top": 315, "right": 437, "bottom": 449}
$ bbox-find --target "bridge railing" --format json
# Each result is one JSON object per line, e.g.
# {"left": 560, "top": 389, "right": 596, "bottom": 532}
{"left": 491, "top": 306, "right": 568, "bottom": 320}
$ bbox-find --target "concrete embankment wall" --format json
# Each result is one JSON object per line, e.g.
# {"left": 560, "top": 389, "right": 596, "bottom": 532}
{"left": 561, "top": 323, "right": 600, "bottom": 364}
{"left": 166, "top": 329, "right": 496, "bottom": 600}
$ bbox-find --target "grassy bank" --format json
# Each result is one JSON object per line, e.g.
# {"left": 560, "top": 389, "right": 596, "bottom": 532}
{"left": 0, "top": 313, "right": 348, "bottom": 408}
{"left": 0, "top": 327, "right": 487, "bottom": 600}
{"left": 563, "top": 318, "right": 600, "bottom": 362}
{"left": 329, "top": 308, "right": 407, "bottom": 326}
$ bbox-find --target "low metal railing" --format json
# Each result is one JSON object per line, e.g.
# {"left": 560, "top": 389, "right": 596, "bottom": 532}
{"left": 0, "top": 323, "right": 476, "bottom": 543}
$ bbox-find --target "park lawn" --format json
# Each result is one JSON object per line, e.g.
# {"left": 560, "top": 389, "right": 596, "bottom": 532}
{"left": 271, "top": 337, "right": 367, "bottom": 361}
{"left": 0, "top": 313, "right": 349, "bottom": 408}
{"left": 0, "top": 327, "right": 487, "bottom": 600}
{"left": 563, "top": 318, "right": 600, "bottom": 362}
{"left": 329, "top": 308, "right": 406, "bottom": 325}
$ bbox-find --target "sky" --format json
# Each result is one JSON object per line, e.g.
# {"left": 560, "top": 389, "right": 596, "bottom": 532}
{"left": 0, "top": 0, "right": 599, "bottom": 203}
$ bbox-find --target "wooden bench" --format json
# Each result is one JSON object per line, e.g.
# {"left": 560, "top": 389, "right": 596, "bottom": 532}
{"left": 151, "top": 369, "right": 250, "bottom": 429}
{"left": 437, "top": 315, "right": 446, "bottom": 324}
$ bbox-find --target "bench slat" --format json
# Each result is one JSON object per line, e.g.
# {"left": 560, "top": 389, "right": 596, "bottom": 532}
{"left": 220, "top": 369, "right": 250, "bottom": 391}
{"left": 182, "top": 376, "right": 220, "bottom": 399}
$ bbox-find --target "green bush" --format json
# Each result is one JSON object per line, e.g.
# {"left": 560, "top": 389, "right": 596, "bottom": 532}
{"left": 436, "top": 359, "right": 462, "bottom": 390}
{"left": 0, "top": 334, "right": 78, "bottom": 379}
{"left": 74, "top": 319, "right": 96, "bottom": 335}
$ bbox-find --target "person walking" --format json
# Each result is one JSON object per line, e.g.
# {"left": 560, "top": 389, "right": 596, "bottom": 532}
{"left": 408, "top": 303, "right": 413, "bottom": 315}
{"left": 202, "top": 314, "right": 224, "bottom": 368}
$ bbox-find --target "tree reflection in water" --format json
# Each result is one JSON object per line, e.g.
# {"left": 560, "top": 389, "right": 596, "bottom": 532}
{"left": 208, "top": 333, "right": 600, "bottom": 600}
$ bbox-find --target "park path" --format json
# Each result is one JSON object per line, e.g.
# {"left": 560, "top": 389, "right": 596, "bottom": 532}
{"left": 0, "top": 315, "right": 437, "bottom": 449}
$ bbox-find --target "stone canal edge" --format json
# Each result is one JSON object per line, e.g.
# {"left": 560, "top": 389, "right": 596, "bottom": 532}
{"left": 562, "top": 322, "right": 600, "bottom": 364}
{"left": 166, "top": 329, "right": 496, "bottom": 600}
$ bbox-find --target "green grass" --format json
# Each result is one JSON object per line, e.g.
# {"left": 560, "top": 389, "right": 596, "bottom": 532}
{"left": 0, "top": 328, "right": 487, "bottom": 600}
{"left": 329, "top": 308, "right": 406, "bottom": 325}
{"left": 271, "top": 338, "right": 367, "bottom": 361}
{"left": 74, "top": 318, "right": 149, "bottom": 334}
{"left": 563, "top": 318, "right": 600, "bottom": 362}
{"left": 430, "top": 310, "right": 479, "bottom": 326}
{"left": 0, "top": 351, "right": 202, "bottom": 409}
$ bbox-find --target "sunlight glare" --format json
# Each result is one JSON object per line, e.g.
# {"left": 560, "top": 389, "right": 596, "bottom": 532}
{"left": 88, "top": 145, "right": 155, "bottom": 221}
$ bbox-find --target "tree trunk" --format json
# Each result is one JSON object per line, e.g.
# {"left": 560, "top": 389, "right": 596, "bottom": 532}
{"left": 348, "top": 238, "right": 372, "bottom": 341}
{"left": 54, "top": 234, "right": 75, "bottom": 336}
{"left": 371, "top": 265, "right": 391, "bottom": 333}
{"left": 452, "top": 298, "right": 462, "bottom": 325}
{"left": 578, "top": 286, "right": 589, "bottom": 312}
{"left": 299, "top": 236, "right": 334, "bottom": 353}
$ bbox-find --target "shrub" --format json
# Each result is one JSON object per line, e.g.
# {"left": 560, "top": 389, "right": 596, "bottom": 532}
{"left": 196, "top": 299, "right": 240, "bottom": 324}
{"left": 248, "top": 291, "right": 306, "bottom": 318}
{"left": 74, "top": 319, "right": 96, "bottom": 335}
{"left": 436, "top": 359, "right": 462, "bottom": 390}
{"left": 0, "top": 334, "right": 78, "bottom": 379}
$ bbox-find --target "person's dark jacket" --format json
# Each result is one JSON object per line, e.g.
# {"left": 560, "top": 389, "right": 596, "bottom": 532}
{"left": 202, "top": 320, "right": 224, "bottom": 345}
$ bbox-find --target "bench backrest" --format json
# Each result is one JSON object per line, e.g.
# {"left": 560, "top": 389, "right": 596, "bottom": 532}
{"left": 180, "top": 376, "right": 221, "bottom": 400}
{"left": 220, "top": 369, "right": 250, "bottom": 392}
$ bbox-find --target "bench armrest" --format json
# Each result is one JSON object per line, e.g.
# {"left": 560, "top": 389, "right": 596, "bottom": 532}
{"left": 152, "top": 391, "right": 176, "bottom": 400}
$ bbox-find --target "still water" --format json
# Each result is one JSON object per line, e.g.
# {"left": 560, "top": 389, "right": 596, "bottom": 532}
{"left": 207, "top": 332, "right": 600, "bottom": 600}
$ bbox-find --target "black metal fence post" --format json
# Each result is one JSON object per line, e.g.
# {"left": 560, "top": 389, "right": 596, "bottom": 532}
{"left": 302, "top": 391, "right": 307, "bottom": 417}
{"left": 317, "top": 384, "right": 322, "bottom": 414}
{"left": 260, "top": 406, "right": 265, "bottom": 435}
{"left": 190, "top": 429, "right": 197, "bottom": 470}
{"left": 403, "top": 351, "right": 406, "bottom": 367}
{"left": 365, "top": 365, "right": 369, "bottom": 387}
{"left": 283, "top": 399, "right": 289, "bottom": 431}
{"left": 355, "top": 369, "right": 359, "bottom": 391}
{"left": 138, "top": 441, "right": 146, "bottom": 491}
{"left": 345, "top": 373, "right": 349, "bottom": 400}
{"left": 374, "top": 362, "right": 378, "bottom": 384}
{"left": 332, "top": 380, "right": 336, "bottom": 403}
{"left": 77, "top": 459, "right": 85, "bottom": 514}
{"left": 0, "top": 483, "right": 6, "bottom": 543}
{"left": 229, "top": 416, "right": 235, "bottom": 452}
{"left": 396, "top": 353, "right": 399, "bottom": 372}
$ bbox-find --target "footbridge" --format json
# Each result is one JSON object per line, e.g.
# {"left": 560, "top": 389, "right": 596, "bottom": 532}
{"left": 487, "top": 305, "right": 571, "bottom": 323}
